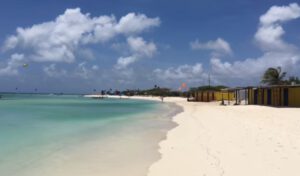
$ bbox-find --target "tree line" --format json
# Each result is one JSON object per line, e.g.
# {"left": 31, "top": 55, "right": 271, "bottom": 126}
{"left": 95, "top": 66, "right": 299, "bottom": 97}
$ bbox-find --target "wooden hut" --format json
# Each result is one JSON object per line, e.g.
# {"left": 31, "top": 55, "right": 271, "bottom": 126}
{"left": 193, "top": 91, "right": 215, "bottom": 102}
{"left": 192, "top": 90, "right": 235, "bottom": 102}
{"left": 247, "top": 85, "right": 300, "bottom": 107}
{"left": 216, "top": 89, "right": 236, "bottom": 101}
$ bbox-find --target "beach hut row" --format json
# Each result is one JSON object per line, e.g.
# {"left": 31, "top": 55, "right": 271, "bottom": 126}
{"left": 191, "top": 85, "right": 300, "bottom": 107}
{"left": 247, "top": 85, "right": 300, "bottom": 107}
{"left": 191, "top": 91, "right": 235, "bottom": 102}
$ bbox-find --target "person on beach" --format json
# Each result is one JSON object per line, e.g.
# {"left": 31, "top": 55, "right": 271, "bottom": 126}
{"left": 160, "top": 96, "right": 164, "bottom": 102}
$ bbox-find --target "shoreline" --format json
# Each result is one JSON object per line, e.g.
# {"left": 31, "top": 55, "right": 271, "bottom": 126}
{"left": 108, "top": 96, "right": 190, "bottom": 175}
{"left": 111, "top": 95, "right": 300, "bottom": 176}
{"left": 127, "top": 96, "right": 193, "bottom": 176}
{"left": 84, "top": 95, "right": 300, "bottom": 176}
{"left": 87, "top": 95, "right": 187, "bottom": 175}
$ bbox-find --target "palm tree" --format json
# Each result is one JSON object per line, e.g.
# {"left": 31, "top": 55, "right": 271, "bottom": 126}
{"left": 261, "top": 67, "right": 286, "bottom": 85}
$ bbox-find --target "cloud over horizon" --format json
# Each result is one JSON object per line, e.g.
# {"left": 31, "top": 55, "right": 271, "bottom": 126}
{"left": 1, "top": 8, "right": 160, "bottom": 77}
{"left": 152, "top": 3, "right": 300, "bottom": 88}
{"left": 209, "top": 3, "right": 300, "bottom": 85}
{"left": 0, "top": 2, "right": 300, "bottom": 92}
{"left": 153, "top": 63, "right": 209, "bottom": 88}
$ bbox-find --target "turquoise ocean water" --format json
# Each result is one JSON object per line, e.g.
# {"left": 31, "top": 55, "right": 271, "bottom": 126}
{"left": 0, "top": 94, "right": 180, "bottom": 176}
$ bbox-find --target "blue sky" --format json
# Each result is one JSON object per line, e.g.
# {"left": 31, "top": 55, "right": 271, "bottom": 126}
{"left": 0, "top": 0, "right": 300, "bottom": 93}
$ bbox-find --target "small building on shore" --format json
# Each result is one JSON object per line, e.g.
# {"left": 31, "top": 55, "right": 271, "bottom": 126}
{"left": 190, "top": 90, "right": 235, "bottom": 102}
{"left": 247, "top": 85, "right": 300, "bottom": 107}
{"left": 189, "top": 85, "right": 300, "bottom": 107}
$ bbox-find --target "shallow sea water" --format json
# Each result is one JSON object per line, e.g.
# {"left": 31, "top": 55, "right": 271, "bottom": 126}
{"left": 0, "top": 94, "right": 181, "bottom": 176}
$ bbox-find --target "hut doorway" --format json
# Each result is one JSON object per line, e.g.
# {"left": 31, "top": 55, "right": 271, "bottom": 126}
{"left": 283, "top": 88, "right": 289, "bottom": 106}
{"left": 254, "top": 89, "right": 258, "bottom": 105}
{"left": 267, "top": 89, "right": 272, "bottom": 105}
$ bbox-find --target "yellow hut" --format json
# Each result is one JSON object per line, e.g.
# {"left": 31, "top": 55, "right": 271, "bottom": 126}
{"left": 215, "top": 90, "right": 235, "bottom": 101}
{"left": 192, "top": 90, "right": 235, "bottom": 102}
{"left": 247, "top": 85, "right": 300, "bottom": 107}
{"left": 192, "top": 91, "right": 213, "bottom": 102}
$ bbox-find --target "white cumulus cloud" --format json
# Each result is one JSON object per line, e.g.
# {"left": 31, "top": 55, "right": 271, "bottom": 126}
{"left": 255, "top": 3, "right": 300, "bottom": 51}
{"left": 127, "top": 36, "right": 157, "bottom": 57}
{"left": 43, "top": 64, "right": 67, "bottom": 78}
{"left": 210, "top": 3, "right": 300, "bottom": 85}
{"left": 75, "top": 62, "right": 99, "bottom": 79}
{"left": 153, "top": 63, "right": 207, "bottom": 84}
{"left": 115, "top": 13, "right": 160, "bottom": 34}
{"left": 190, "top": 38, "right": 232, "bottom": 55}
{"left": 259, "top": 3, "right": 300, "bottom": 25}
{"left": 115, "top": 56, "right": 139, "bottom": 69}
{"left": 115, "top": 37, "right": 157, "bottom": 69}
{"left": 92, "top": 65, "right": 99, "bottom": 70}
{"left": 1, "top": 8, "right": 160, "bottom": 77}
{"left": 0, "top": 53, "right": 25, "bottom": 76}
{"left": 3, "top": 8, "right": 160, "bottom": 63}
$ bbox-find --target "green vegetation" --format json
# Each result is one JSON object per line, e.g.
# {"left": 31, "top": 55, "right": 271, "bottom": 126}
{"left": 261, "top": 67, "right": 300, "bottom": 85}
{"left": 119, "top": 85, "right": 229, "bottom": 98}
{"left": 121, "top": 85, "right": 187, "bottom": 97}
{"left": 261, "top": 67, "right": 287, "bottom": 85}
{"left": 115, "top": 67, "right": 300, "bottom": 98}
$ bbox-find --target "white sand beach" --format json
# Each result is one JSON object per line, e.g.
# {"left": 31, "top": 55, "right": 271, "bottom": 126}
{"left": 125, "top": 96, "right": 300, "bottom": 176}
{"left": 83, "top": 95, "right": 300, "bottom": 175}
